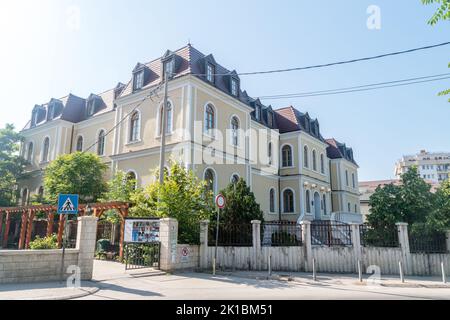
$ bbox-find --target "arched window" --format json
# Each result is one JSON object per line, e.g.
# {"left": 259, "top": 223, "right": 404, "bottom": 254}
{"left": 352, "top": 173, "right": 356, "bottom": 188}
{"left": 21, "top": 188, "right": 28, "bottom": 206}
{"left": 304, "top": 146, "right": 309, "bottom": 168}
{"left": 126, "top": 171, "right": 137, "bottom": 190}
{"left": 231, "top": 174, "right": 240, "bottom": 184}
{"left": 97, "top": 130, "right": 106, "bottom": 156}
{"left": 320, "top": 154, "right": 325, "bottom": 174}
{"left": 42, "top": 137, "right": 50, "bottom": 162}
{"left": 323, "top": 194, "right": 327, "bottom": 215}
{"left": 306, "top": 190, "right": 311, "bottom": 213}
{"left": 76, "top": 136, "right": 83, "bottom": 152}
{"left": 282, "top": 145, "right": 293, "bottom": 167}
{"left": 38, "top": 186, "right": 44, "bottom": 199}
{"left": 26, "top": 142, "right": 33, "bottom": 162}
{"left": 130, "top": 111, "right": 140, "bottom": 142}
{"left": 283, "top": 189, "right": 294, "bottom": 213}
{"left": 231, "top": 116, "right": 239, "bottom": 146}
{"left": 269, "top": 189, "right": 276, "bottom": 213}
{"left": 312, "top": 150, "right": 317, "bottom": 171}
{"left": 345, "top": 170, "right": 349, "bottom": 186}
{"left": 204, "top": 104, "right": 215, "bottom": 132}
{"left": 159, "top": 101, "right": 173, "bottom": 135}
{"left": 204, "top": 169, "right": 215, "bottom": 194}
{"left": 268, "top": 142, "right": 273, "bottom": 165}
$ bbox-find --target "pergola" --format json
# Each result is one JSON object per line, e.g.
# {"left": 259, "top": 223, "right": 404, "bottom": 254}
{"left": 0, "top": 202, "right": 129, "bottom": 259}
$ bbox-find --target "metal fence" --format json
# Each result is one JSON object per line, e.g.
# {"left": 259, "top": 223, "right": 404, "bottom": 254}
{"left": 360, "top": 224, "right": 399, "bottom": 248}
{"left": 261, "top": 221, "right": 302, "bottom": 247}
{"left": 311, "top": 221, "right": 352, "bottom": 246}
{"left": 208, "top": 223, "right": 253, "bottom": 247}
{"left": 409, "top": 231, "right": 447, "bottom": 254}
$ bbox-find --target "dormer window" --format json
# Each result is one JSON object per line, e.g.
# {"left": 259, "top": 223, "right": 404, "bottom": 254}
{"left": 206, "top": 63, "right": 215, "bottom": 83}
{"left": 133, "top": 70, "right": 145, "bottom": 91}
{"left": 163, "top": 59, "right": 175, "bottom": 79}
{"left": 87, "top": 99, "right": 96, "bottom": 116}
{"left": 255, "top": 105, "right": 261, "bottom": 121}
{"left": 231, "top": 78, "right": 239, "bottom": 96}
{"left": 267, "top": 111, "right": 274, "bottom": 127}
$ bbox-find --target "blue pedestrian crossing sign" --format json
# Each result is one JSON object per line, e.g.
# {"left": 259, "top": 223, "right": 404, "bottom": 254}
{"left": 57, "top": 194, "right": 79, "bottom": 215}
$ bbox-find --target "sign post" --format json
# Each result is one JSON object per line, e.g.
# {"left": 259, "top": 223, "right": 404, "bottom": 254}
{"left": 57, "top": 194, "right": 79, "bottom": 281}
{"left": 213, "top": 194, "right": 226, "bottom": 275}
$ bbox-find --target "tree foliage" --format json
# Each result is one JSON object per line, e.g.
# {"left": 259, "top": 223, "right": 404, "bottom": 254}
{"left": 217, "top": 178, "right": 264, "bottom": 225}
{"left": 43, "top": 152, "right": 108, "bottom": 204}
{"left": 130, "top": 161, "right": 214, "bottom": 244}
{"left": 0, "top": 124, "right": 27, "bottom": 206}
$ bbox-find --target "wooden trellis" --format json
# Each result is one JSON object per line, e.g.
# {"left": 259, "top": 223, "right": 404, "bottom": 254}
{"left": 0, "top": 202, "right": 129, "bottom": 259}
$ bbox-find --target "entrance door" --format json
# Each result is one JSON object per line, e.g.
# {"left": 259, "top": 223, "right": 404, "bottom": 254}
{"left": 314, "top": 192, "right": 321, "bottom": 220}
{"left": 124, "top": 242, "right": 161, "bottom": 270}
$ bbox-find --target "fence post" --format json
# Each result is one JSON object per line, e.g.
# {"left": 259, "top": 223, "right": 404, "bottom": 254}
{"left": 159, "top": 218, "right": 178, "bottom": 272}
{"left": 349, "top": 223, "right": 362, "bottom": 274}
{"left": 396, "top": 222, "right": 412, "bottom": 276}
{"left": 199, "top": 220, "right": 209, "bottom": 270}
{"left": 252, "top": 220, "right": 262, "bottom": 271}
{"left": 301, "top": 221, "right": 312, "bottom": 272}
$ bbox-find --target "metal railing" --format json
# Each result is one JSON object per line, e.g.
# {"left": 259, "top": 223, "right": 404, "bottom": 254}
{"left": 360, "top": 224, "right": 399, "bottom": 247}
{"left": 311, "top": 221, "right": 352, "bottom": 246}
{"left": 261, "top": 221, "right": 302, "bottom": 247}
{"left": 208, "top": 223, "right": 253, "bottom": 247}
{"left": 409, "top": 231, "right": 448, "bottom": 254}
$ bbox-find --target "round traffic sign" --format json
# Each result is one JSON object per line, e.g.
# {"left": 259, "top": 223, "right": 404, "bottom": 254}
{"left": 215, "top": 194, "right": 226, "bottom": 209}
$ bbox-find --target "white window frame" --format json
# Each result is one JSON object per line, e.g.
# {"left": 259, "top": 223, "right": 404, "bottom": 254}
{"left": 128, "top": 110, "right": 142, "bottom": 143}
{"left": 282, "top": 187, "right": 296, "bottom": 214}
{"left": 133, "top": 70, "right": 145, "bottom": 91}
{"left": 229, "top": 115, "right": 241, "bottom": 147}
{"left": 40, "top": 136, "right": 50, "bottom": 163}
{"left": 156, "top": 100, "right": 174, "bottom": 138}
{"left": 75, "top": 135, "right": 84, "bottom": 152}
{"left": 281, "top": 143, "right": 294, "bottom": 168}
{"left": 203, "top": 102, "right": 217, "bottom": 138}
{"left": 97, "top": 129, "right": 106, "bottom": 156}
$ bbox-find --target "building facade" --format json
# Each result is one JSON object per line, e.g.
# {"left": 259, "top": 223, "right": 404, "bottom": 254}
{"left": 395, "top": 150, "right": 450, "bottom": 184}
{"left": 18, "top": 44, "right": 362, "bottom": 223}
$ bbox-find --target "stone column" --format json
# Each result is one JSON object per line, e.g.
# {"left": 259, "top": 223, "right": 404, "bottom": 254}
{"left": 159, "top": 218, "right": 178, "bottom": 272}
{"left": 349, "top": 223, "right": 362, "bottom": 273}
{"left": 396, "top": 222, "right": 412, "bottom": 275}
{"left": 252, "top": 220, "right": 262, "bottom": 270}
{"left": 199, "top": 220, "right": 209, "bottom": 270}
{"left": 301, "top": 221, "right": 312, "bottom": 272}
{"left": 76, "top": 216, "right": 98, "bottom": 280}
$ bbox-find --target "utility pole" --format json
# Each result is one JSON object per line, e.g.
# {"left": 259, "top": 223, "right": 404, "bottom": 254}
{"left": 159, "top": 69, "right": 169, "bottom": 184}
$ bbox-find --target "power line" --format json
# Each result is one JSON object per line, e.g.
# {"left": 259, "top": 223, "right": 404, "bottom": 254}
{"left": 192, "top": 41, "right": 450, "bottom": 76}
{"left": 83, "top": 84, "right": 164, "bottom": 154}
{"left": 257, "top": 73, "right": 450, "bottom": 100}
{"left": 259, "top": 74, "right": 450, "bottom": 100}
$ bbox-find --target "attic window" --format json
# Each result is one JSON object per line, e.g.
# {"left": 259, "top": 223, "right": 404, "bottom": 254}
{"left": 267, "top": 111, "right": 273, "bottom": 127}
{"left": 231, "top": 78, "right": 239, "bottom": 96}
{"left": 133, "top": 70, "right": 145, "bottom": 91}
{"left": 206, "top": 63, "right": 215, "bottom": 83}
{"left": 255, "top": 105, "right": 261, "bottom": 121}
{"left": 164, "top": 59, "right": 175, "bottom": 79}
{"left": 87, "top": 99, "right": 97, "bottom": 116}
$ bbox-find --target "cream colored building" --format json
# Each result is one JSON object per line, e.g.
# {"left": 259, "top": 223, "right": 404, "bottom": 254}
{"left": 18, "top": 44, "right": 362, "bottom": 223}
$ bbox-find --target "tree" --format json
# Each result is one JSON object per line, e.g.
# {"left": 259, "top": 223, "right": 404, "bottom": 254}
{"left": 427, "top": 179, "right": 450, "bottom": 231}
{"left": 0, "top": 124, "right": 27, "bottom": 206}
{"left": 367, "top": 167, "right": 435, "bottom": 236}
{"left": 216, "top": 178, "right": 264, "bottom": 225}
{"left": 130, "top": 161, "right": 214, "bottom": 244}
{"left": 422, "top": 0, "right": 450, "bottom": 102}
{"left": 44, "top": 152, "right": 108, "bottom": 204}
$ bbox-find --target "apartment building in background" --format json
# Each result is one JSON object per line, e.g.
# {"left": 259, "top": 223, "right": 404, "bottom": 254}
{"left": 18, "top": 44, "right": 362, "bottom": 224}
{"left": 395, "top": 150, "right": 450, "bottom": 184}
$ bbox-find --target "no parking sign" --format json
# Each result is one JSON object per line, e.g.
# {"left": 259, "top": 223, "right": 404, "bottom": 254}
{"left": 181, "top": 246, "right": 190, "bottom": 262}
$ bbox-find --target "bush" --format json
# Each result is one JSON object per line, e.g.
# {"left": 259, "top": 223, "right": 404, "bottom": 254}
{"left": 29, "top": 234, "right": 58, "bottom": 250}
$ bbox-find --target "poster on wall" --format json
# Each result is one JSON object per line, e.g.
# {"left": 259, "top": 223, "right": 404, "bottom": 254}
{"left": 124, "top": 218, "right": 160, "bottom": 243}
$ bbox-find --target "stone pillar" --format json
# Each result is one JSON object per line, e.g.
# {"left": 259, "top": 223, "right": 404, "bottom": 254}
{"left": 349, "top": 223, "right": 362, "bottom": 273}
{"left": 159, "top": 218, "right": 178, "bottom": 272}
{"left": 446, "top": 230, "right": 450, "bottom": 254}
{"left": 199, "top": 220, "right": 209, "bottom": 270}
{"left": 76, "top": 216, "right": 98, "bottom": 280}
{"left": 396, "top": 222, "right": 412, "bottom": 275}
{"left": 301, "top": 221, "right": 312, "bottom": 272}
{"left": 252, "top": 220, "right": 262, "bottom": 270}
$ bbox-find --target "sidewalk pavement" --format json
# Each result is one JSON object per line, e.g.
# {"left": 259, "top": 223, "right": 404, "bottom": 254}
{"left": 214, "top": 270, "right": 450, "bottom": 289}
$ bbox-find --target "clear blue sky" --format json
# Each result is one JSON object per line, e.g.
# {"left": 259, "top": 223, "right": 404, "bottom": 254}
{"left": 0, "top": 0, "right": 448, "bottom": 181}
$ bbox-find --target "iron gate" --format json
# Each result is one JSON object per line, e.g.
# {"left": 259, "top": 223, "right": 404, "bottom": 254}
{"left": 124, "top": 242, "right": 161, "bottom": 270}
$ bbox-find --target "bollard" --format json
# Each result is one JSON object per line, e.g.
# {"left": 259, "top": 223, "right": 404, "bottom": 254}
{"left": 213, "top": 258, "right": 216, "bottom": 276}
{"left": 442, "top": 262, "right": 447, "bottom": 284}
{"left": 312, "top": 258, "right": 317, "bottom": 281}
{"left": 399, "top": 261, "right": 405, "bottom": 283}
{"left": 268, "top": 254, "right": 272, "bottom": 277}
{"left": 358, "top": 260, "right": 362, "bottom": 283}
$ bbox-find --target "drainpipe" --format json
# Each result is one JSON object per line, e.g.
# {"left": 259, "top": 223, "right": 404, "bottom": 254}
{"left": 69, "top": 125, "right": 75, "bottom": 153}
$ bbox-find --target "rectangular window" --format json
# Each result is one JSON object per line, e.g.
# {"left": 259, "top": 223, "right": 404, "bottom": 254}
{"left": 231, "top": 79, "right": 238, "bottom": 96}
{"left": 268, "top": 112, "right": 273, "bottom": 127}
{"left": 206, "top": 64, "right": 214, "bottom": 83}
{"left": 133, "top": 71, "right": 144, "bottom": 91}
{"left": 164, "top": 59, "right": 175, "bottom": 79}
